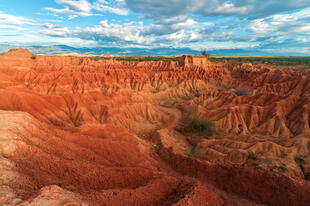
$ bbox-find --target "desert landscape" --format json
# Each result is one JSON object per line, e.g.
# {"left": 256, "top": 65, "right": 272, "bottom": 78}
{"left": 0, "top": 48, "right": 309, "bottom": 205}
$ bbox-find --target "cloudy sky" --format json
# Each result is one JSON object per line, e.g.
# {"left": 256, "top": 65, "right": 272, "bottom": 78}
{"left": 0, "top": 0, "right": 310, "bottom": 54}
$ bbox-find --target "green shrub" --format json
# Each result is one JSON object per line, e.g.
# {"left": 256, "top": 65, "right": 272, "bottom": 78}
{"left": 116, "top": 56, "right": 180, "bottom": 62}
{"left": 248, "top": 151, "right": 258, "bottom": 161}
{"left": 209, "top": 56, "right": 310, "bottom": 66}
{"left": 90, "top": 56, "right": 100, "bottom": 61}
{"left": 201, "top": 50, "right": 210, "bottom": 58}
{"left": 235, "top": 88, "right": 252, "bottom": 96}
{"left": 185, "top": 116, "right": 215, "bottom": 135}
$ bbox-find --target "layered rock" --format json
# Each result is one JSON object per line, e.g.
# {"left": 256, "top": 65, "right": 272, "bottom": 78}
{"left": 0, "top": 49, "right": 310, "bottom": 205}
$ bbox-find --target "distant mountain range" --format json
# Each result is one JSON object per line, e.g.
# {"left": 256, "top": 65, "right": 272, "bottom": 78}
{"left": 0, "top": 44, "right": 307, "bottom": 56}
{"left": 0, "top": 44, "right": 201, "bottom": 56}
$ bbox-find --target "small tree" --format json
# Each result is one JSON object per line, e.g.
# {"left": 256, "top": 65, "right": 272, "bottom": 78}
{"left": 201, "top": 50, "right": 210, "bottom": 58}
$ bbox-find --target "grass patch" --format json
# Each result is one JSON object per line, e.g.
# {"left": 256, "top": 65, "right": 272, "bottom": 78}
{"left": 210, "top": 56, "right": 310, "bottom": 66}
{"left": 185, "top": 116, "right": 215, "bottom": 136}
{"left": 115, "top": 56, "right": 180, "bottom": 62}
{"left": 86, "top": 56, "right": 181, "bottom": 62}
{"left": 90, "top": 56, "right": 100, "bottom": 61}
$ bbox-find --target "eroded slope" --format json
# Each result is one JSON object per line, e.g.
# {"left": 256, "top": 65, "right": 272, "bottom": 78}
{"left": 0, "top": 49, "right": 310, "bottom": 205}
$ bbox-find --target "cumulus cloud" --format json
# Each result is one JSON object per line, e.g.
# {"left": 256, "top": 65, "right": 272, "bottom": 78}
{"left": 45, "top": 0, "right": 130, "bottom": 18}
{"left": 93, "top": 3, "right": 129, "bottom": 15}
{"left": 40, "top": 26, "right": 71, "bottom": 37}
{"left": 93, "top": 0, "right": 129, "bottom": 15}
{"left": 125, "top": 0, "right": 310, "bottom": 19}
{"left": 45, "top": 0, "right": 93, "bottom": 18}
{"left": 40, "top": 20, "right": 149, "bottom": 45}
{"left": 38, "top": 14, "right": 247, "bottom": 47}
{"left": 142, "top": 16, "right": 197, "bottom": 35}
{"left": 249, "top": 8, "right": 310, "bottom": 36}
{"left": 77, "top": 20, "right": 149, "bottom": 44}
{"left": 39, "top": 18, "right": 199, "bottom": 46}
{"left": 57, "top": 0, "right": 92, "bottom": 13}
{"left": 41, "top": 0, "right": 310, "bottom": 50}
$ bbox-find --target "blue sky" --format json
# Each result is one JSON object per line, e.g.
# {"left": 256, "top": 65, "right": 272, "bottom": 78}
{"left": 0, "top": 0, "right": 310, "bottom": 55}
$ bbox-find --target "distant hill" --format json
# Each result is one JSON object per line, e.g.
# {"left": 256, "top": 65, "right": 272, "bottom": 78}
{"left": 0, "top": 44, "right": 308, "bottom": 56}
{"left": 0, "top": 44, "right": 201, "bottom": 56}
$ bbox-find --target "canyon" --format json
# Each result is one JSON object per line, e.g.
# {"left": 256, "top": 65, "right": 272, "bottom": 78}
{"left": 0, "top": 48, "right": 310, "bottom": 205}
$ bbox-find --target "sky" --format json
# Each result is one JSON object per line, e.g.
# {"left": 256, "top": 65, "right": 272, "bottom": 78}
{"left": 0, "top": 0, "right": 310, "bottom": 55}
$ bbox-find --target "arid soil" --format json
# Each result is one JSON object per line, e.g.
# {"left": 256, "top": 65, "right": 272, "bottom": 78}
{"left": 0, "top": 48, "right": 310, "bottom": 205}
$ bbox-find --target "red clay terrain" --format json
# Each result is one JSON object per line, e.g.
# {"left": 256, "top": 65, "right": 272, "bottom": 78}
{"left": 0, "top": 48, "right": 310, "bottom": 205}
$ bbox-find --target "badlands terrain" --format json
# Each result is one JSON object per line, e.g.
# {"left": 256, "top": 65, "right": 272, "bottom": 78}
{"left": 0, "top": 48, "right": 310, "bottom": 205}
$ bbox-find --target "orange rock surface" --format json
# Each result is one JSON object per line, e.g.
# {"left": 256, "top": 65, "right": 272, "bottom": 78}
{"left": 0, "top": 49, "right": 310, "bottom": 205}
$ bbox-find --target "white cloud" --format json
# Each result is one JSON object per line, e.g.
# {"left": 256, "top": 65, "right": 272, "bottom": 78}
{"left": 79, "top": 20, "right": 150, "bottom": 44}
{"left": 93, "top": 0, "right": 129, "bottom": 15}
{"left": 160, "top": 30, "right": 187, "bottom": 43}
{"left": 46, "top": 0, "right": 130, "bottom": 18}
{"left": 125, "top": 0, "right": 310, "bottom": 19}
{"left": 0, "top": 11, "right": 35, "bottom": 25}
{"left": 6, "top": 0, "right": 307, "bottom": 55}
{"left": 39, "top": 16, "right": 205, "bottom": 46}
{"left": 45, "top": 0, "right": 95, "bottom": 18}
{"left": 0, "top": 24, "right": 23, "bottom": 30}
{"left": 143, "top": 16, "right": 198, "bottom": 35}
{"left": 249, "top": 8, "right": 310, "bottom": 35}
{"left": 40, "top": 26, "right": 71, "bottom": 37}
{"left": 93, "top": 3, "right": 129, "bottom": 15}
{"left": 56, "top": 0, "right": 92, "bottom": 13}
{"left": 45, "top": 7, "right": 93, "bottom": 18}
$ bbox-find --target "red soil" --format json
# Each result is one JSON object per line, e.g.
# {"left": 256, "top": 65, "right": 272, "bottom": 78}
{"left": 0, "top": 49, "right": 310, "bottom": 205}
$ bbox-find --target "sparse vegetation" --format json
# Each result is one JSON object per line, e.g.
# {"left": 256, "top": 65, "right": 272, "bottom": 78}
{"left": 295, "top": 155, "right": 306, "bottom": 164}
{"left": 31, "top": 55, "right": 36, "bottom": 60}
{"left": 305, "top": 173, "right": 310, "bottom": 181}
{"left": 91, "top": 56, "right": 100, "bottom": 61}
{"left": 86, "top": 56, "right": 181, "bottom": 62}
{"left": 210, "top": 56, "right": 310, "bottom": 66}
{"left": 277, "top": 165, "right": 288, "bottom": 172}
{"left": 116, "top": 56, "right": 180, "bottom": 62}
{"left": 201, "top": 50, "right": 210, "bottom": 58}
{"left": 248, "top": 151, "right": 258, "bottom": 161}
{"left": 234, "top": 88, "right": 252, "bottom": 96}
{"left": 185, "top": 115, "right": 215, "bottom": 135}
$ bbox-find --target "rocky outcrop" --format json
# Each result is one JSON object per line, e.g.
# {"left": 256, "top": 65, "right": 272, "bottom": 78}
{"left": 178, "top": 55, "right": 210, "bottom": 68}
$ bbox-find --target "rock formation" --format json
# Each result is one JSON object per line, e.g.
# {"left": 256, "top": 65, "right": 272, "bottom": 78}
{"left": 0, "top": 49, "right": 310, "bottom": 205}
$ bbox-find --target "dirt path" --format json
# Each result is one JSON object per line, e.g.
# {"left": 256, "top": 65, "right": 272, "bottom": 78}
{"left": 157, "top": 106, "right": 182, "bottom": 130}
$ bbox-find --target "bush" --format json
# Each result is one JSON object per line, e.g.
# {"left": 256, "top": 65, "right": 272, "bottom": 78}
{"left": 185, "top": 116, "right": 215, "bottom": 135}
{"left": 31, "top": 55, "right": 36, "bottom": 60}
{"left": 90, "top": 56, "right": 100, "bottom": 61}
{"left": 248, "top": 151, "right": 258, "bottom": 161}
{"left": 235, "top": 88, "right": 252, "bottom": 96}
{"left": 201, "top": 50, "right": 210, "bottom": 58}
{"left": 305, "top": 173, "right": 310, "bottom": 181}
